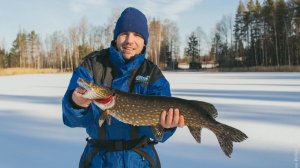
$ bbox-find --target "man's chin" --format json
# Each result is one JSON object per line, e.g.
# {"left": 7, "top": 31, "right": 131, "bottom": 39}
{"left": 122, "top": 53, "right": 135, "bottom": 60}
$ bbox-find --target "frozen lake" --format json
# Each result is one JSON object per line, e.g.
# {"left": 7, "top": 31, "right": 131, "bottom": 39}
{"left": 0, "top": 72, "right": 299, "bottom": 168}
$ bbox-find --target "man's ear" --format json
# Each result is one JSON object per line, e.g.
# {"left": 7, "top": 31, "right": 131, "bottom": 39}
{"left": 141, "top": 46, "right": 146, "bottom": 53}
{"left": 111, "top": 40, "right": 117, "bottom": 47}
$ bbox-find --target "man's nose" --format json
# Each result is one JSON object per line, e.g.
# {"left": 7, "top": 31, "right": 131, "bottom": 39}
{"left": 125, "top": 33, "right": 134, "bottom": 44}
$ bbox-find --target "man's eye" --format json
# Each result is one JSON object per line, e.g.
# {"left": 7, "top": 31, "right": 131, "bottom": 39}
{"left": 120, "top": 32, "right": 128, "bottom": 36}
{"left": 134, "top": 33, "right": 142, "bottom": 38}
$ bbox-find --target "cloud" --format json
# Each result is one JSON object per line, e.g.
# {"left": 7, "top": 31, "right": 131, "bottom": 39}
{"left": 69, "top": 0, "right": 108, "bottom": 13}
{"left": 69, "top": 0, "right": 203, "bottom": 21}
{"left": 69, "top": 0, "right": 202, "bottom": 21}
{"left": 139, "top": 0, "right": 203, "bottom": 20}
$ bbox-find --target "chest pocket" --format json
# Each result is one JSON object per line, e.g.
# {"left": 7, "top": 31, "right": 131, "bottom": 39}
{"left": 132, "top": 74, "right": 151, "bottom": 95}
{"left": 128, "top": 60, "right": 161, "bottom": 95}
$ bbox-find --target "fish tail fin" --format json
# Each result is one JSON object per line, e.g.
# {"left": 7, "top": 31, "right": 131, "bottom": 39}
{"left": 188, "top": 126, "right": 202, "bottom": 143}
{"left": 212, "top": 123, "right": 248, "bottom": 157}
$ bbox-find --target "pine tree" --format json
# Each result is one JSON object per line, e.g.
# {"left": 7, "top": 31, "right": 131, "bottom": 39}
{"left": 254, "top": 0, "right": 264, "bottom": 66}
{"left": 185, "top": 32, "right": 200, "bottom": 63}
{"left": 234, "top": 1, "right": 246, "bottom": 66}
{"left": 0, "top": 47, "right": 6, "bottom": 68}
{"left": 8, "top": 32, "right": 27, "bottom": 68}
{"left": 262, "top": 0, "right": 276, "bottom": 66}
{"left": 274, "top": 0, "right": 288, "bottom": 65}
{"left": 290, "top": 0, "right": 300, "bottom": 64}
{"left": 246, "top": 0, "right": 257, "bottom": 66}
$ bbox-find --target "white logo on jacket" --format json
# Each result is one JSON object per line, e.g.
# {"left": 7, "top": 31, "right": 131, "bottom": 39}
{"left": 135, "top": 75, "right": 150, "bottom": 85}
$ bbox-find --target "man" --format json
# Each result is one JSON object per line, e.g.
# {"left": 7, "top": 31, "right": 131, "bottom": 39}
{"left": 62, "top": 7, "right": 184, "bottom": 168}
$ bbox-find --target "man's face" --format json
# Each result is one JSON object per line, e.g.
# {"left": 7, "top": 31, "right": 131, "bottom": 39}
{"left": 116, "top": 32, "right": 145, "bottom": 60}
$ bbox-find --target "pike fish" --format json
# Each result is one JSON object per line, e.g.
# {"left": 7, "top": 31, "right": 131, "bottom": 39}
{"left": 77, "top": 78, "right": 248, "bottom": 157}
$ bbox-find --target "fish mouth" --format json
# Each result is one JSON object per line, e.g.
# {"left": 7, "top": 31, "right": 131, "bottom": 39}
{"left": 94, "top": 95, "right": 114, "bottom": 104}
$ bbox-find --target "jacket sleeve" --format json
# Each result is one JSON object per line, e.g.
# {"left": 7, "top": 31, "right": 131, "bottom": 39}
{"left": 138, "top": 77, "right": 177, "bottom": 142}
{"left": 62, "top": 66, "right": 100, "bottom": 128}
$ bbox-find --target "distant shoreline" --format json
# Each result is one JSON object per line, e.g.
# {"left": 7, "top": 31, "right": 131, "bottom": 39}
{"left": 167, "top": 65, "right": 300, "bottom": 73}
{"left": 208, "top": 65, "right": 300, "bottom": 72}
{"left": 1, "top": 66, "right": 300, "bottom": 76}
{"left": 0, "top": 68, "right": 68, "bottom": 76}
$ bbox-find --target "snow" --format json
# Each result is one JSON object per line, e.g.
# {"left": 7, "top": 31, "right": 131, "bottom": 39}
{"left": 0, "top": 72, "right": 299, "bottom": 168}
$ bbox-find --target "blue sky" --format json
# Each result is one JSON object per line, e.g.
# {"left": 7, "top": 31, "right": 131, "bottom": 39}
{"left": 0, "top": 0, "right": 244, "bottom": 50}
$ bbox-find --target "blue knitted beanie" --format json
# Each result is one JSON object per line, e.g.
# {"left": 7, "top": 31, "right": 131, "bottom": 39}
{"left": 113, "top": 7, "right": 149, "bottom": 45}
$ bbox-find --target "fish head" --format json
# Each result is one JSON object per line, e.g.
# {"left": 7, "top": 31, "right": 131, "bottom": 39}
{"left": 77, "top": 78, "right": 92, "bottom": 90}
{"left": 77, "top": 78, "right": 112, "bottom": 99}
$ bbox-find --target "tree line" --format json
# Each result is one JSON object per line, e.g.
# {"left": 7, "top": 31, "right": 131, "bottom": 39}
{"left": 0, "top": 12, "right": 180, "bottom": 71}
{"left": 0, "top": 0, "right": 299, "bottom": 71}
{"left": 209, "top": 0, "right": 300, "bottom": 67}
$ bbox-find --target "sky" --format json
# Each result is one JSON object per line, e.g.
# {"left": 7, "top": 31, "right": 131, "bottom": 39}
{"left": 0, "top": 0, "right": 246, "bottom": 51}
{"left": 0, "top": 72, "right": 299, "bottom": 167}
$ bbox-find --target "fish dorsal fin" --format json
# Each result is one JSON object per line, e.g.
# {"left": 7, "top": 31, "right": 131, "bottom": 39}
{"left": 151, "top": 125, "right": 165, "bottom": 141}
{"left": 191, "top": 100, "right": 218, "bottom": 118}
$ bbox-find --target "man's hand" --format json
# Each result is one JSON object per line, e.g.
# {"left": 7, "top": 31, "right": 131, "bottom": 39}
{"left": 72, "top": 87, "right": 92, "bottom": 108}
{"left": 160, "top": 108, "right": 185, "bottom": 128}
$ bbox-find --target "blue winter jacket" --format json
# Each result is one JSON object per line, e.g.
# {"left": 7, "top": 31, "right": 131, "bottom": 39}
{"left": 62, "top": 44, "right": 176, "bottom": 168}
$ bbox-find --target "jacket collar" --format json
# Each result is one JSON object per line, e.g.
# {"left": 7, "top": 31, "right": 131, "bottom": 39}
{"left": 109, "top": 43, "right": 145, "bottom": 77}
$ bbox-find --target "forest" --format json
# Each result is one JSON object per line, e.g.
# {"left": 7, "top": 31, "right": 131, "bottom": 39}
{"left": 0, "top": 0, "right": 299, "bottom": 71}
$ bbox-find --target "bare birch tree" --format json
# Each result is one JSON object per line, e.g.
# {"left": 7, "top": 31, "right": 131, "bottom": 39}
{"left": 148, "top": 18, "right": 162, "bottom": 66}
{"left": 68, "top": 25, "right": 80, "bottom": 69}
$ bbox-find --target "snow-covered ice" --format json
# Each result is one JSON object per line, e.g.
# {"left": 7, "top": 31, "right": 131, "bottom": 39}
{"left": 0, "top": 72, "right": 299, "bottom": 168}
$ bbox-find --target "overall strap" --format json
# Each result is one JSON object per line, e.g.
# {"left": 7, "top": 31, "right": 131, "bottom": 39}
{"left": 79, "top": 122, "right": 106, "bottom": 168}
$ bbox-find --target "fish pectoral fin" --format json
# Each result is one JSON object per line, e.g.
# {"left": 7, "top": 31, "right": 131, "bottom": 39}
{"left": 188, "top": 126, "right": 202, "bottom": 143}
{"left": 151, "top": 125, "right": 165, "bottom": 142}
{"left": 106, "top": 115, "right": 112, "bottom": 125}
{"left": 191, "top": 100, "right": 218, "bottom": 118}
{"left": 99, "top": 110, "right": 111, "bottom": 127}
